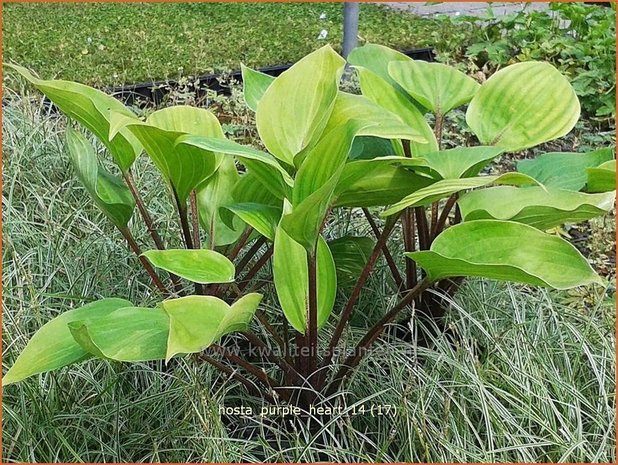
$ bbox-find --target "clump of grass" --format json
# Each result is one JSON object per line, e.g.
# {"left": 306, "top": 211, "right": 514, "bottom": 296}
{"left": 3, "top": 97, "right": 615, "bottom": 462}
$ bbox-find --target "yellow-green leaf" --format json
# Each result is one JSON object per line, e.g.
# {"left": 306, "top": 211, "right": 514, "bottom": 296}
{"left": 459, "top": 186, "right": 615, "bottom": 230}
{"left": 3, "top": 298, "right": 133, "bottom": 385}
{"left": 256, "top": 45, "right": 346, "bottom": 165}
{"left": 143, "top": 249, "right": 235, "bottom": 284}
{"left": 388, "top": 60, "right": 480, "bottom": 115}
{"left": 162, "top": 293, "right": 262, "bottom": 361}
{"left": 466, "top": 62, "right": 580, "bottom": 152}
{"left": 408, "top": 220, "right": 603, "bottom": 289}
{"left": 66, "top": 127, "right": 135, "bottom": 228}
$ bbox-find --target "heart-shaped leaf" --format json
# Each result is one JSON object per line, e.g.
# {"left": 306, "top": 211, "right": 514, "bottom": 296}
{"left": 256, "top": 45, "right": 346, "bottom": 165}
{"left": 273, "top": 224, "right": 336, "bottom": 334}
{"left": 66, "top": 127, "right": 135, "bottom": 228}
{"left": 241, "top": 64, "right": 275, "bottom": 112}
{"left": 466, "top": 61, "right": 580, "bottom": 152}
{"left": 408, "top": 220, "right": 603, "bottom": 289}
{"left": 6, "top": 63, "right": 141, "bottom": 172}
{"left": 143, "top": 249, "right": 235, "bottom": 284}
{"left": 161, "top": 293, "right": 262, "bottom": 361}
{"left": 3, "top": 298, "right": 133, "bottom": 385}
{"left": 458, "top": 186, "right": 615, "bottom": 230}
{"left": 68, "top": 307, "right": 169, "bottom": 362}
{"left": 382, "top": 172, "right": 539, "bottom": 217}
{"left": 517, "top": 147, "right": 614, "bottom": 191}
{"left": 388, "top": 60, "right": 480, "bottom": 115}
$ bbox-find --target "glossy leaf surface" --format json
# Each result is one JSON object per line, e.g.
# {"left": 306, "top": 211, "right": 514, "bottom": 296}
{"left": 466, "top": 62, "right": 580, "bottom": 151}
{"left": 66, "top": 127, "right": 135, "bottom": 228}
{"left": 3, "top": 298, "right": 133, "bottom": 385}
{"left": 459, "top": 186, "right": 615, "bottom": 230}
{"left": 162, "top": 294, "right": 262, "bottom": 361}
{"left": 408, "top": 220, "right": 603, "bottom": 289}
{"left": 143, "top": 249, "right": 235, "bottom": 284}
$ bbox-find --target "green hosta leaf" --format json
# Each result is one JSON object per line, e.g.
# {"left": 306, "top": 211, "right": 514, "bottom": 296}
{"left": 328, "top": 236, "right": 374, "bottom": 288}
{"left": 5, "top": 63, "right": 141, "bottom": 172}
{"left": 197, "top": 157, "right": 245, "bottom": 247}
{"left": 162, "top": 293, "right": 262, "bottom": 361}
{"left": 285, "top": 92, "right": 428, "bottom": 251}
{"left": 281, "top": 168, "right": 343, "bottom": 251}
{"left": 334, "top": 159, "right": 435, "bottom": 207}
{"left": 273, "top": 225, "right": 336, "bottom": 333}
{"left": 459, "top": 186, "right": 615, "bottom": 230}
{"left": 353, "top": 67, "right": 437, "bottom": 157}
{"left": 66, "top": 127, "right": 135, "bottom": 228}
{"left": 226, "top": 203, "right": 282, "bottom": 240}
{"left": 382, "top": 172, "right": 539, "bottom": 217}
{"left": 587, "top": 160, "right": 616, "bottom": 193}
{"left": 256, "top": 45, "right": 346, "bottom": 165}
{"left": 143, "top": 249, "right": 235, "bottom": 284}
{"left": 517, "top": 148, "right": 614, "bottom": 191}
{"left": 421, "top": 146, "right": 504, "bottom": 179}
{"left": 3, "top": 298, "right": 132, "bottom": 385}
{"left": 408, "top": 220, "right": 603, "bottom": 289}
{"left": 241, "top": 64, "right": 274, "bottom": 112}
{"left": 333, "top": 155, "right": 432, "bottom": 206}
{"left": 348, "top": 44, "right": 412, "bottom": 88}
{"left": 466, "top": 62, "right": 580, "bottom": 152}
{"left": 175, "top": 134, "right": 293, "bottom": 200}
{"left": 68, "top": 307, "right": 169, "bottom": 362}
{"left": 110, "top": 107, "right": 224, "bottom": 204}
{"left": 350, "top": 136, "right": 399, "bottom": 160}
{"left": 388, "top": 60, "right": 480, "bottom": 115}
{"left": 232, "top": 172, "right": 284, "bottom": 207}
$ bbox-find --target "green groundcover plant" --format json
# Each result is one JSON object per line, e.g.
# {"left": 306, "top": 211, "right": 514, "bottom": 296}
{"left": 3, "top": 44, "right": 615, "bottom": 408}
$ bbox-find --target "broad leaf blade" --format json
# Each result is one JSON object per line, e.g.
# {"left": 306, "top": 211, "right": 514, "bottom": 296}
{"left": 256, "top": 45, "right": 346, "bottom": 165}
{"left": 226, "top": 203, "right": 282, "bottom": 240}
{"left": 466, "top": 61, "right": 580, "bottom": 151}
{"left": 408, "top": 220, "right": 603, "bottom": 289}
{"left": 162, "top": 294, "right": 262, "bottom": 361}
{"left": 111, "top": 107, "right": 225, "bottom": 204}
{"left": 328, "top": 236, "right": 375, "bottom": 288}
{"left": 422, "top": 146, "right": 504, "bottom": 179}
{"left": 175, "top": 134, "right": 293, "bottom": 199}
{"left": 459, "top": 186, "right": 615, "bottom": 230}
{"left": 143, "top": 249, "right": 235, "bottom": 284}
{"left": 69, "top": 307, "right": 169, "bottom": 361}
{"left": 587, "top": 160, "right": 616, "bottom": 193}
{"left": 3, "top": 298, "right": 133, "bottom": 385}
{"left": 517, "top": 148, "right": 614, "bottom": 191}
{"left": 382, "top": 172, "right": 539, "bottom": 217}
{"left": 353, "top": 67, "right": 437, "bottom": 157}
{"left": 388, "top": 60, "right": 480, "bottom": 115}
{"left": 196, "top": 157, "right": 245, "bottom": 247}
{"left": 6, "top": 63, "right": 141, "bottom": 172}
{"left": 273, "top": 225, "right": 336, "bottom": 333}
{"left": 334, "top": 158, "right": 434, "bottom": 208}
{"left": 66, "top": 127, "right": 135, "bottom": 228}
{"left": 241, "top": 64, "right": 275, "bottom": 112}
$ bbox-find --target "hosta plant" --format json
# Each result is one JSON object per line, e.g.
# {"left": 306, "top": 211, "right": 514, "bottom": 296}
{"left": 4, "top": 45, "right": 614, "bottom": 408}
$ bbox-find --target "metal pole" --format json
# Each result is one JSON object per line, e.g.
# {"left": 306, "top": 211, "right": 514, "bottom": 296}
{"left": 342, "top": 2, "right": 360, "bottom": 59}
